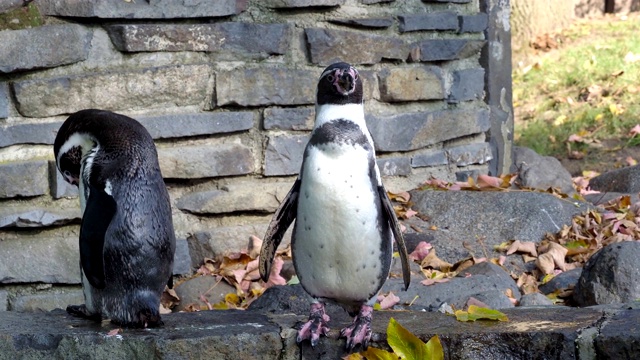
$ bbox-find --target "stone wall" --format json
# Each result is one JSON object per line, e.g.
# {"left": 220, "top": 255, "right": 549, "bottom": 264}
{"left": 0, "top": 0, "right": 510, "bottom": 311}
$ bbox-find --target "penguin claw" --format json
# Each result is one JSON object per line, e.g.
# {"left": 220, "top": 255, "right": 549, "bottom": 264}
{"left": 340, "top": 305, "right": 373, "bottom": 351}
{"left": 297, "top": 302, "right": 330, "bottom": 346}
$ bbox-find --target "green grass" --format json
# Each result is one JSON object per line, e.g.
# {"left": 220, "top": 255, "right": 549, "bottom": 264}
{"left": 514, "top": 15, "right": 640, "bottom": 158}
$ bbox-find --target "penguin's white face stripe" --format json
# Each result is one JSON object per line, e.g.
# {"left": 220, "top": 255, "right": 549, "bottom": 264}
{"left": 56, "top": 132, "right": 96, "bottom": 166}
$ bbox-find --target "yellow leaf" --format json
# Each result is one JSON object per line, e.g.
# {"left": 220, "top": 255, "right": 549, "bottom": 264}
{"left": 595, "top": 113, "right": 604, "bottom": 122}
{"left": 343, "top": 353, "right": 365, "bottom": 360}
{"left": 425, "top": 336, "right": 444, "bottom": 360}
{"left": 358, "top": 347, "right": 396, "bottom": 360}
{"left": 225, "top": 293, "right": 240, "bottom": 305}
{"left": 553, "top": 115, "right": 567, "bottom": 126}
{"left": 387, "top": 318, "right": 433, "bottom": 360}
{"left": 455, "top": 305, "right": 508, "bottom": 322}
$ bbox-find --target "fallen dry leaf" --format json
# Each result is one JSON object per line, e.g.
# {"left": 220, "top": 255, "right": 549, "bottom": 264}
{"left": 377, "top": 291, "right": 400, "bottom": 310}
{"left": 421, "top": 249, "right": 453, "bottom": 271}
{"left": 408, "top": 241, "right": 433, "bottom": 262}
{"left": 506, "top": 240, "right": 538, "bottom": 257}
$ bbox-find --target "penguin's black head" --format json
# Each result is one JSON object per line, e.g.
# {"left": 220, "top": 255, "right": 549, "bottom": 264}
{"left": 316, "top": 62, "right": 363, "bottom": 106}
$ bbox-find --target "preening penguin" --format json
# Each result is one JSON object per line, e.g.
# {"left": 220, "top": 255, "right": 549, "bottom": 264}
{"left": 54, "top": 109, "right": 176, "bottom": 328}
{"left": 259, "top": 62, "right": 411, "bottom": 350}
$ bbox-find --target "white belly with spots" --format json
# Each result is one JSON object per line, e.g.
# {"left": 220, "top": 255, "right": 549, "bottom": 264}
{"left": 295, "top": 145, "right": 389, "bottom": 302}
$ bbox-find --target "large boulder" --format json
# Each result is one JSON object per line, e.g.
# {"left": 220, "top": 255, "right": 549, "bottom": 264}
{"left": 589, "top": 165, "right": 640, "bottom": 193}
{"left": 511, "top": 146, "right": 575, "bottom": 194}
{"left": 574, "top": 241, "right": 640, "bottom": 306}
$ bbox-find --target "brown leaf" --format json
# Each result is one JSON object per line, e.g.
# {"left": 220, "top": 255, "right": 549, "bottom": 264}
{"left": 536, "top": 253, "right": 556, "bottom": 274}
{"left": 421, "top": 249, "right": 452, "bottom": 271}
{"left": 506, "top": 240, "right": 538, "bottom": 257}
{"left": 264, "top": 256, "right": 287, "bottom": 288}
{"left": 106, "top": 328, "right": 122, "bottom": 337}
{"left": 248, "top": 235, "right": 263, "bottom": 259}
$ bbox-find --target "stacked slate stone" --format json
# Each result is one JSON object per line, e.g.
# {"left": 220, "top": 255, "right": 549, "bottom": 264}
{"left": 0, "top": 0, "right": 501, "bottom": 311}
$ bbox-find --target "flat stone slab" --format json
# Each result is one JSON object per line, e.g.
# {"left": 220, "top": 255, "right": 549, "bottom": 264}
{"left": 1, "top": 305, "right": 636, "bottom": 359}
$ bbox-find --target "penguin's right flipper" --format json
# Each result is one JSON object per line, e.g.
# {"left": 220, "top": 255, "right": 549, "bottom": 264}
{"left": 80, "top": 183, "right": 117, "bottom": 290}
{"left": 259, "top": 179, "right": 300, "bottom": 282}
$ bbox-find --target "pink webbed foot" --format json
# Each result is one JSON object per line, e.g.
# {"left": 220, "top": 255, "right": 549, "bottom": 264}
{"left": 297, "top": 302, "right": 331, "bottom": 347}
{"left": 340, "top": 304, "right": 373, "bottom": 351}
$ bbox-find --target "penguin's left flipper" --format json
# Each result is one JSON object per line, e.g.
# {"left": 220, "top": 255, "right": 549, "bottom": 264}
{"left": 79, "top": 183, "right": 117, "bottom": 290}
{"left": 378, "top": 185, "right": 411, "bottom": 290}
{"left": 259, "top": 179, "right": 300, "bottom": 282}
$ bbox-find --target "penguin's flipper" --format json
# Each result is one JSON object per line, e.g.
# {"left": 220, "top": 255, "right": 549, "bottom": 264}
{"left": 378, "top": 185, "right": 411, "bottom": 290}
{"left": 79, "top": 183, "right": 117, "bottom": 289}
{"left": 259, "top": 179, "right": 300, "bottom": 282}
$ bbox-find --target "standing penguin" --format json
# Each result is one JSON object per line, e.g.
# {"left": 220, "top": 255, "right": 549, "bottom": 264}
{"left": 54, "top": 109, "right": 175, "bottom": 328}
{"left": 259, "top": 62, "right": 411, "bottom": 350}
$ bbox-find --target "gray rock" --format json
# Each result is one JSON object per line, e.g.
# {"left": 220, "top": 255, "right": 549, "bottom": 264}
{"left": 172, "top": 238, "right": 192, "bottom": 276}
{"left": 263, "top": 107, "right": 314, "bottom": 131}
{"left": 377, "top": 156, "right": 412, "bottom": 177}
{"left": 186, "top": 224, "right": 279, "bottom": 265}
{"left": 264, "top": 134, "right": 308, "bottom": 176}
{"left": 411, "top": 142, "right": 492, "bottom": 168}
{"left": 410, "top": 39, "right": 485, "bottom": 62}
{"left": 594, "top": 309, "right": 640, "bottom": 359}
{"left": 470, "top": 290, "right": 515, "bottom": 309}
{"left": 176, "top": 181, "right": 291, "bottom": 215}
{"left": 0, "top": 291, "right": 6, "bottom": 311}
{"left": 263, "top": 0, "right": 345, "bottom": 8}
{"left": 12, "top": 64, "right": 213, "bottom": 118}
{"left": 583, "top": 192, "right": 640, "bottom": 206}
{"left": 305, "top": 28, "right": 409, "bottom": 65}
{"left": 383, "top": 262, "right": 520, "bottom": 311}
{"left": 362, "top": 0, "right": 395, "bottom": 3}
{"left": 49, "top": 161, "right": 78, "bottom": 199}
{"left": 158, "top": 143, "right": 254, "bottom": 179}
{"left": 216, "top": 68, "right": 315, "bottom": 107}
{"left": 574, "top": 242, "right": 640, "bottom": 306}
{"left": 248, "top": 284, "right": 315, "bottom": 315}
{"left": 137, "top": 112, "right": 254, "bottom": 139}
{"left": 0, "top": 207, "right": 80, "bottom": 228}
{"left": 37, "top": 0, "right": 243, "bottom": 18}
{"left": 588, "top": 165, "right": 640, "bottom": 193}
{"left": 378, "top": 66, "right": 444, "bottom": 102}
{"left": 0, "top": 24, "right": 92, "bottom": 73}
{"left": 399, "top": 12, "right": 458, "bottom": 32}
{"left": 367, "top": 108, "right": 490, "bottom": 152}
{"left": 0, "top": 0, "right": 23, "bottom": 14}
{"left": 456, "top": 169, "right": 480, "bottom": 182}
{"left": 422, "top": 0, "right": 471, "bottom": 2}
{"left": 0, "top": 121, "right": 63, "bottom": 148}
{"left": 512, "top": 146, "right": 575, "bottom": 195}
{"left": 459, "top": 13, "right": 489, "bottom": 33}
{"left": 328, "top": 17, "right": 394, "bottom": 29}
{"left": 0, "top": 306, "right": 612, "bottom": 359}
{"left": 411, "top": 150, "right": 448, "bottom": 167}
{"left": 11, "top": 290, "right": 84, "bottom": 312}
{"left": 0, "top": 236, "right": 80, "bottom": 284}
{"left": 0, "top": 160, "right": 48, "bottom": 199}
{"left": 406, "top": 190, "right": 593, "bottom": 270}
{"left": 449, "top": 68, "right": 485, "bottom": 102}
{"left": 173, "top": 275, "right": 236, "bottom": 311}
{"left": 106, "top": 23, "right": 290, "bottom": 60}
{"left": 0, "top": 83, "right": 9, "bottom": 119}
{"left": 446, "top": 142, "right": 493, "bottom": 167}
{"left": 539, "top": 268, "right": 582, "bottom": 295}
{"left": 518, "top": 293, "right": 554, "bottom": 307}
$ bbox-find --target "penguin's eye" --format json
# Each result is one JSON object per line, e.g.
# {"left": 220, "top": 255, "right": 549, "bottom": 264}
{"left": 63, "top": 170, "right": 72, "bottom": 178}
{"left": 326, "top": 74, "right": 334, "bottom": 83}
{"left": 354, "top": 73, "right": 359, "bottom": 80}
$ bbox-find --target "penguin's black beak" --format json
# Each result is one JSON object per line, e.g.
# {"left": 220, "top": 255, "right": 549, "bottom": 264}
{"left": 338, "top": 72, "right": 353, "bottom": 92}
